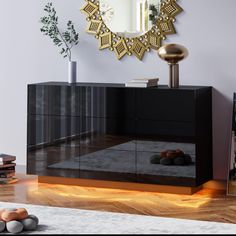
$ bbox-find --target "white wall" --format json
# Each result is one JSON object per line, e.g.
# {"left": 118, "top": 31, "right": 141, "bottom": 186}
{"left": 0, "top": 0, "right": 235, "bottom": 180}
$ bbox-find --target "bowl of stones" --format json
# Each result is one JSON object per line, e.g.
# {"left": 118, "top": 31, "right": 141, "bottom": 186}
{"left": 150, "top": 149, "right": 193, "bottom": 166}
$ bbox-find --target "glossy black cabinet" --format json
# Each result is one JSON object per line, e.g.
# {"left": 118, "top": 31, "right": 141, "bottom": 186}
{"left": 27, "top": 82, "right": 212, "bottom": 187}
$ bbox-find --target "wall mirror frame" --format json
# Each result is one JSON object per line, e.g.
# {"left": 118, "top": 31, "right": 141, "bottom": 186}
{"left": 81, "top": 0, "right": 183, "bottom": 60}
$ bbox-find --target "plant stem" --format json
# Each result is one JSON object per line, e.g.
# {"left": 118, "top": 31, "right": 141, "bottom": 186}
{"left": 55, "top": 24, "right": 72, "bottom": 61}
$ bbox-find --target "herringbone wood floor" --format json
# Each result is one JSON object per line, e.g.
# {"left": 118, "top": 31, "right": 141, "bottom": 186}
{"left": 0, "top": 174, "right": 236, "bottom": 224}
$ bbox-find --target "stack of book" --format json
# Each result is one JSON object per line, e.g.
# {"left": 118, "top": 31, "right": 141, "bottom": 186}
{"left": 0, "top": 153, "right": 17, "bottom": 184}
{"left": 125, "top": 78, "right": 159, "bottom": 88}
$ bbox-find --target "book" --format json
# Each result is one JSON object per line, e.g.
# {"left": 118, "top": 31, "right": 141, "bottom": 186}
{"left": 0, "top": 154, "right": 16, "bottom": 162}
{"left": 0, "top": 172, "right": 15, "bottom": 178}
{"left": 0, "top": 166, "right": 15, "bottom": 171}
{"left": 0, "top": 163, "right": 16, "bottom": 169}
{"left": 0, "top": 161, "right": 15, "bottom": 165}
{"left": 0, "top": 177, "right": 18, "bottom": 184}
{"left": 125, "top": 82, "right": 158, "bottom": 88}
{"left": 0, "top": 169, "right": 15, "bottom": 174}
{"left": 125, "top": 78, "right": 159, "bottom": 88}
{"left": 131, "top": 78, "right": 159, "bottom": 83}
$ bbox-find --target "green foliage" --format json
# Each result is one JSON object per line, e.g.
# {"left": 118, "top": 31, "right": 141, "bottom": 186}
{"left": 149, "top": 4, "right": 159, "bottom": 25}
{"left": 40, "top": 2, "right": 79, "bottom": 61}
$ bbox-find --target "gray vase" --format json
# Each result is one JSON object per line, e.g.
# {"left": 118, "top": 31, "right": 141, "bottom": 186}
{"left": 68, "top": 61, "right": 77, "bottom": 84}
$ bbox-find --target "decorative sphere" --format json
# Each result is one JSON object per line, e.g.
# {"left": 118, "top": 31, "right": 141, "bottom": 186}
{"left": 27, "top": 215, "right": 39, "bottom": 225}
{"left": 21, "top": 218, "right": 37, "bottom": 231}
{"left": 6, "top": 221, "right": 23, "bottom": 234}
{"left": 0, "top": 221, "right": 5, "bottom": 232}
{"left": 158, "top": 44, "right": 189, "bottom": 64}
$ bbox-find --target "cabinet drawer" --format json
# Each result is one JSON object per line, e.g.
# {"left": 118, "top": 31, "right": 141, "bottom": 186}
{"left": 27, "top": 115, "right": 81, "bottom": 148}
{"left": 79, "top": 87, "right": 135, "bottom": 118}
{"left": 136, "top": 120, "right": 195, "bottom": 137}
{"left": 28, "top": 85, "right": 49, "bottom": 115}
{"left": 136, "top": 89, "right": 195, "bottom": 122}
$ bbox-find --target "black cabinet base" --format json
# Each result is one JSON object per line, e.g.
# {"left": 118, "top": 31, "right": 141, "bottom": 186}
{"left": 27, "top": 83, "right": 212, "bottom": 189}
{"left": 38, "top": 175, "right": 203, "bottom": 195}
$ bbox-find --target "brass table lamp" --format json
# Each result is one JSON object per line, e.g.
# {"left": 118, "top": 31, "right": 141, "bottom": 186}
{"left": 158, "top": 44, "right": 189, "bottom": 88}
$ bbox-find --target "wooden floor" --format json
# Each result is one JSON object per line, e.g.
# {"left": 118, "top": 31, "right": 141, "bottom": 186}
{"left": 0, "top": 174, "right": 236, "bottom": 224}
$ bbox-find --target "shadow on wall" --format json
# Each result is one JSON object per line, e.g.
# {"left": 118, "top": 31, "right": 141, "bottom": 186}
{"left": 212, "top": 88, "right": 233, "bottom": 180}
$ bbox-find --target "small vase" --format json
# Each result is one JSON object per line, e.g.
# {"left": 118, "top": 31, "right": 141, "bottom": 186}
{"left": 68, "top": 61, "right": 77, "bottom": 84}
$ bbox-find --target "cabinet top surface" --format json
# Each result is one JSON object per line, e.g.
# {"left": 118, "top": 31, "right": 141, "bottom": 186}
{"left": 29, "top": 82, "right": 211, "bottom": 91}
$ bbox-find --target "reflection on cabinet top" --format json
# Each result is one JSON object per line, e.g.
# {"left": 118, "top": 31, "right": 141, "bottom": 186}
{"left": 28, "top": 82, "right": 212, "bottom": 124}
{"left": 29, "top": 82, "right": 211, "bottom": 91}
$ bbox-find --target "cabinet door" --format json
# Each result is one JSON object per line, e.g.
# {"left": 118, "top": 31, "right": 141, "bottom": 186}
{"left": 136, "top": 136, "right": 197, "bottom": 186}
{"left": 27, "top": 115, "right": 81, "bottom": 178}
{"left": 79, "top": 117, "right": 137, "bottom": 182}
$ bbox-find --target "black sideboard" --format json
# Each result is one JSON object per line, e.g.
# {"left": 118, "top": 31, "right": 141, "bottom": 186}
{"left": 27, "top": 82, "right": 212, "bottom": 187}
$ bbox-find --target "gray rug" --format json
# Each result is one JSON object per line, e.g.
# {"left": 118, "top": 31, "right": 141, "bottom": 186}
{"left": 0, "top": 201, "right": 236, "bottom": 234}
{"left": 49, "top": 141, "right": 196, "bottom": 178}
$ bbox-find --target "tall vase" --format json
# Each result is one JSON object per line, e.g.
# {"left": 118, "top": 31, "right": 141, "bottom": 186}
{"left": 68, "top": 61, "right": 77, "bottom": 84}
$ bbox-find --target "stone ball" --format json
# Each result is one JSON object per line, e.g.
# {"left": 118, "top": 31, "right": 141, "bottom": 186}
{"left": 184, "top": 154, "right": 192, "bottom": 165}
{"left": 150, "top": 155, "right": 162, "bottom": 164}
{"left": 6, "top": 221, "right": 23, "bottom": 234}
{"left": 0, "top": 221, "right": 5, "bottom": 232}
{"left": 28, "top": 215, "right": 39, "bottom": 225}
{"left": 21, "top": 218, "right": 37, "bottom": 231}
{"left": 173, "top": 156, "right": 185, "bottom": 166}
{"left": 160, "top": 157, "right": 173, "bottom": 165}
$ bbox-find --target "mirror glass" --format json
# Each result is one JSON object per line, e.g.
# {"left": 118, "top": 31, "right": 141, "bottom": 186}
{"left": 100, "top": 0, "right": 162, "bottom": 38}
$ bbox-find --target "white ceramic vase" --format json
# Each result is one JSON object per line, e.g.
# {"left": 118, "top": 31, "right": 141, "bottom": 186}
{"left": 68, "top": 61, "right": 77, "bottom": 84}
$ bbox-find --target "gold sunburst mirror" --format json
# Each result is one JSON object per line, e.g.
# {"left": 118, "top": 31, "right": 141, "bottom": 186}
{"left": 81, "top": 0, "right": 183, "bottom": 60}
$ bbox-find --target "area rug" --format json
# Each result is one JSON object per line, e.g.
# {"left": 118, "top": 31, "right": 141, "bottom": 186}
{"left": 0, "top": 202, "right": 236, "bottom": 234}
{"left": 49, "top": 140, "right": 196, "bottom": 178}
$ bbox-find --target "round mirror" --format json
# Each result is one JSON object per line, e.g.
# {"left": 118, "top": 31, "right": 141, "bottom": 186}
{"left": 100, "top": 0, "right": 162, "bottom": 38}
{"left": 81, "top": 0, "right": 183, "bottom": 60}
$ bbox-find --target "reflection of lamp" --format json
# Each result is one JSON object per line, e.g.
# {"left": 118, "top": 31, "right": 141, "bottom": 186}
{"left": 158, "top": 44, "right": 189, "bottom": 88}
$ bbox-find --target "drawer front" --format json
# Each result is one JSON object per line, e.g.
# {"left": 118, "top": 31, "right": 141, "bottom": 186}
{"left": 28, "top": 85, "right": 49, "bottom": 115}
{"left": 136, "top": 89, "right": 195, "bottom": 122}
{"left": 28, "top": 85, "right": 80, "bottom": 116}
{"left": 79, "top": 87, "right": 135, "bottom": 119}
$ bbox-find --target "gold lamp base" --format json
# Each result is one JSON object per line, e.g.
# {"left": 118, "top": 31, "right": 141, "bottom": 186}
{"left": 169, "top": 63, "right": 179, "bottom": 88}
{"left": 158, "top": 44, "right": 189, "bottom": 89}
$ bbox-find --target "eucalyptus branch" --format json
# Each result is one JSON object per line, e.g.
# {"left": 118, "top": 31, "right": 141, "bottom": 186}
{"left": 40, "top": 2, "right": 79, "bottom": 61}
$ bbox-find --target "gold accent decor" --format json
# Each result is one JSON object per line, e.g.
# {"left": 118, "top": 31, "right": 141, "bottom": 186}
{"left": 162, "top": 0, "right": 183, "bottom": 17}
{"left": 148, "top": 32, "right": 162, "bottom": 50}
{"left": 158, "top": 20, "right": 176, "bottom": 35}
{"left": 80, "top": 1, "right": 98, "bottom": 16}
{"left": 86, "top": 20, "right": 102, "bottom": 34}
{"left": 81, "top": 0, "right": 183, "bottom": 60}
{"left": 131, "top": 39, "right": 147, "bottom": 60}
{"left": 99, "top": 32, "right": 112, "bottom": 50}
{"left": 114, "top": 39, "right": 128, "bottom": 60}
